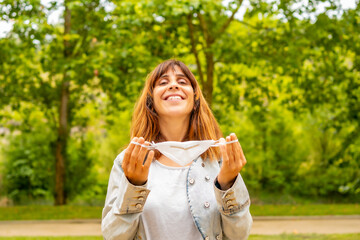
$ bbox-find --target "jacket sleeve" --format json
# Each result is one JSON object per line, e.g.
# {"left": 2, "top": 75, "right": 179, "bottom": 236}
{"left": 101, "top": 151, "right": 150, "bottom": 240}
{"left": 213, "top": 173, "right": 253, "bottom": 240}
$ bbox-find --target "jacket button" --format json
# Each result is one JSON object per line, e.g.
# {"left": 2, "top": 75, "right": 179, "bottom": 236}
{"left": 205, "top": 176, "right": 210, "bottom": 181}
{"left": 228, "top": 205, "right": 234, "bottom": 209}
{"left": 138, "top": 197, "right": 144, "bottom": 201}
{"left": 140, "top": 190, "right": 147, "bottom": 195}
{"left": 189, "top": 178, "right": 195, "bottom": 185}
{"left": 216, "top": 235, "right": 221, "bottom": 240}
{"left": 204, "top": 202, "right": 210, "bottom": 208}
{"left": 135, "top": 203, "right": 142, "bottom": 209}
{"left": 201, "top": 162, "right": 205, "bottom": 167}
{"left": 225, "top": 192, "right": 233, "bottom": 199}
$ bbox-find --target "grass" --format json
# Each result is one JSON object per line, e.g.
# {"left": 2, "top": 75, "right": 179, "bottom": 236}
{"left": 0, "top": 206, "right": 103, "bottom": 221}
{"left": 0, "top": 204, "right": 359, "bottom": 221}
{"left": 0, "top": 234, "right": 360, "bottom": 240}
{"left": 250, "top": 203, "right": 360, "bottom": 216}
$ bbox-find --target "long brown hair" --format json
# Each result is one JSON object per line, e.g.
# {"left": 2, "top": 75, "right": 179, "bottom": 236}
{"left": 131, "top": 59, "right": 222, "bottom": 160}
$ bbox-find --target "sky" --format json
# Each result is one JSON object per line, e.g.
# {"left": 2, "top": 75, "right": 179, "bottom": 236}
{"left": 0, "top": 0, "right": 358, "bottom": 38}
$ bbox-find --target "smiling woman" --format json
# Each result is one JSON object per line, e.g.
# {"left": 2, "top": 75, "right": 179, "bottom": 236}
{"left": 153, "top": 65, "right": 195, "bottom": 130}
{"left": 101, "top": 59, "right": 252, "bottom": 240}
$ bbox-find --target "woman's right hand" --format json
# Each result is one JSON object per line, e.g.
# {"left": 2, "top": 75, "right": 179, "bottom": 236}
{"left": 122, "top": 137, "right": 154, "bottom": 186}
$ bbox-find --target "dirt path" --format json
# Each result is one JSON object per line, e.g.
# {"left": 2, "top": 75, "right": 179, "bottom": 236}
{"left": 0, "top": 216, "right": 359, "bottom": 236}
{"left": 251, "top": 216, "right": 360, "bottom": 235}
{"left": 0, "top": 219, "right": 101, "bottom": 237}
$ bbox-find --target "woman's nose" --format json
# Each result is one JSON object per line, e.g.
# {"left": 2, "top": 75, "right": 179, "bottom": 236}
{"left": 169, "top": 82, "right": 179, "bottom": 90}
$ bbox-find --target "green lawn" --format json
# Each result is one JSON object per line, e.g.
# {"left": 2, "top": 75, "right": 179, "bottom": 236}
{"left": 0, "top": 206, "right": 103, "bottom": 221}
{"left": 0, "top": 204, "right": 359, "bottom": 221}
{"left": 0, "top": 234, "right": 360, "bottom": 240}
{"left": 250, "top": 203, "right": 360, "bottom": 216}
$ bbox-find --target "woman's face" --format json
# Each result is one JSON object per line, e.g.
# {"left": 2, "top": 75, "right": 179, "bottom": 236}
{"left": 153, "top": 65, "right": 194, "bottom": 120}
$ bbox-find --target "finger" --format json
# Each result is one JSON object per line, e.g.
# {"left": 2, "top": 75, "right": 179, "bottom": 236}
{"left": 231, "top": 133, "right": 246, "bottom": 167}
{"left": 230, "top": 133, "right": 242, "bottom": 168}
{"left": 237, "top": 138, "right": 246, "bottom": 163}
{"left": 219, "top": 138, "right": 229, "bottom": 165}
{"left": 129, "top": 137, "right": 142, "bottom": 171}
{"left": 134, "top": 137, "right": 145, "bottom": 167}
{"left": 137, "top": 140, "right": 149, "bottom": 167}
{"left": 240, "top": 143, "right": 247, "bottom": 166}
{"left": 226, "top": 135, "right": 234, "bottom": 163}
{"left": 144, "top": 150, "right": 154, "bottom": 170}
{"left": 123, "top": 137, "right": 138, "bottom": 171}
{"left": 230, "top": 133, "right": 242, "bottom": 163}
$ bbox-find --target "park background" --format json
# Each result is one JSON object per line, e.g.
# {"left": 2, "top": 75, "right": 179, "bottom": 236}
{"left": 0, "top": 0, "right": 359, "bottom": 217}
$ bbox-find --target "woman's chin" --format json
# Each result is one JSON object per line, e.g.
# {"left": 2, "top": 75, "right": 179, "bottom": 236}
{"left": 159, "top": 110, "right": 192, "bottom": 119}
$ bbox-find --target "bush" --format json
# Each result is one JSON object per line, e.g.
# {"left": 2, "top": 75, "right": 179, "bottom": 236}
{"left": 3, "top": 126, "right": 55, "bottom": 204}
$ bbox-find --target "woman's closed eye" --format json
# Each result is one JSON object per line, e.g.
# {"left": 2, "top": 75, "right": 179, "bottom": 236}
{"left": 158, "top": 80, "right": 168, "bottom": 85}
{"left": 178, "top": 79, "right": 188, "bottom": 85}
{"left": 157, "top": 79, "right": 188, "bottom": 86}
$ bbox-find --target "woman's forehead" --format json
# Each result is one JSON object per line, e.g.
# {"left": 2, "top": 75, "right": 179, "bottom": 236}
{"left": 159, "top": 64, "right": 183, "bottom": 75}
{"left": 160, "top": 66, "right": 185, "bottom": 77}
{"left": 151, "top": 62, "right": 196, "bottom": 89}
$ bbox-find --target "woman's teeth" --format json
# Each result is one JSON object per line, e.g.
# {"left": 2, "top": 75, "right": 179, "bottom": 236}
{"left": 168, "top": 96, "right": 182, "bottom": 100}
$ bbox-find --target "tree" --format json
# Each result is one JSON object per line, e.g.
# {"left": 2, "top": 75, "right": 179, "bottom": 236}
{"left": 0, "top": 0, "right": 112, "bottom": 204}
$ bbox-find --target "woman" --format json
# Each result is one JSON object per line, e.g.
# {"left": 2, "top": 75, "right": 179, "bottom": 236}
{"left": 102, "top": 60, "right": 252, "bottom": 240}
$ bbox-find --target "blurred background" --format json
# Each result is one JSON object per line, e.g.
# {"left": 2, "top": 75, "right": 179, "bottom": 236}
{"left": 0, "top": 0, "right": 359, "bottom": 208}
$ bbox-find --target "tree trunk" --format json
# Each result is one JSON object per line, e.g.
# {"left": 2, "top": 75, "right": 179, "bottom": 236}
{"left": 55, "top": 79, "right": 70, "bottom": 205}
{"left": 203, "top": 53, "right": 214, "bottom": 107}
{"left": 55, "top": 1, "right": 71, "bottom": 205}
{"left": 194, "top": 1, "right": 243, "bottom": 108}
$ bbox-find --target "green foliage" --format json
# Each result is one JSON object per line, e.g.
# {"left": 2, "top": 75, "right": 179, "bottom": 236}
{"left": 1, "top": 104, "right": 96, "bottom": 204}
{"left": 65, "top": 132, "right": 96, "bottom": 201}
{"left": 0, "top": 0, "right": 359, "bottom": 204}
{"left": 2, "top": 105, "right": 56, "bottom": 204}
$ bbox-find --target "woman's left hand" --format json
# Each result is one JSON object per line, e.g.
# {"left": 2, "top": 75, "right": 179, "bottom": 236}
{"left": 217, "top": 133, "right": 247, "bottom": 190}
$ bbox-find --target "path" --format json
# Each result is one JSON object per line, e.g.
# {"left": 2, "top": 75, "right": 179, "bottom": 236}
{"left": 0, "top": 216, "right": 359, "bottom": 236}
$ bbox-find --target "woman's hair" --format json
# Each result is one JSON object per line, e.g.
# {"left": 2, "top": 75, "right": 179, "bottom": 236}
{"left": 131, "top": 59, "right": 222, "bottom": 160}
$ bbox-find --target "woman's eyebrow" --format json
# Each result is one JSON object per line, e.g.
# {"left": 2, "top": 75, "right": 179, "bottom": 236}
{"left": 159, "top": 73, "right": 187, "bottom": 79}
{"left": 159, "top": 74, "right": 169, "bottom": 79}
{"left": 175, "top": 73, "right": 187, "bottom": 78}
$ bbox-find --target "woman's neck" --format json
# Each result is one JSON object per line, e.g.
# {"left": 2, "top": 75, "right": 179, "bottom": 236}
{"left": 158, "top": 116, "right": 190, "bottom": 142}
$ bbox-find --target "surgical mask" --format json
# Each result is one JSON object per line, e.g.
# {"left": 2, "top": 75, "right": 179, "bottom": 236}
{"left": 131, "top": 139, "right": 238, "bottom": 166}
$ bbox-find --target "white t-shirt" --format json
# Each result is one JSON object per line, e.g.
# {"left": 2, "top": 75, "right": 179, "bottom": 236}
{"left": 141, "top": 160, "right": 203, "bottom": 240}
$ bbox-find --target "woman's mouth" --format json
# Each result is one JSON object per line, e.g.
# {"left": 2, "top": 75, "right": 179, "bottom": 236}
{"left": 167, "top": 96, "right": 182, "bottom": 101}
{"left": 164, "top": 94, "right": 184, "bottom": 101}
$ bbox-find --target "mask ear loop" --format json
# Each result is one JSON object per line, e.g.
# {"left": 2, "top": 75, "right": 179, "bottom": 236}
{"left": 130, "top": 141, "right": 156, "bottom": 150}
{"left": 210, "top": 139, "right": 238, "bottom": 147}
